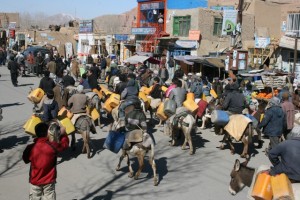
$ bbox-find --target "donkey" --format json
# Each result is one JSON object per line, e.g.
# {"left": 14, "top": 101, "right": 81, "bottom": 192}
{"left": 164, "top": 108, "right": 196, "bottom": 155}
{"left": 229, "top": 159, "right": 256, "bottom": 195}
{"left": 70, "top": 114, "right": 97, "bottom": 159}
{"left": 115, "top": 134, "right": 158, "bottom": 186}
{"left": 229, "top": 159, "right": 300, "bottom": 197}
{"left": 85, "top": 91, "right": 101, "bottom": 126}
{"left": 110, "top": 100, "right": 147, "bottom": 131}
{"left": 220, "top": 116, "right": 254, "bottom": 159}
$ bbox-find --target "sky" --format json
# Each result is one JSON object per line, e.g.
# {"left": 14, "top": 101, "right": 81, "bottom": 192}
{"left": 0, "top": 0, "right": 137, "bottom": 19}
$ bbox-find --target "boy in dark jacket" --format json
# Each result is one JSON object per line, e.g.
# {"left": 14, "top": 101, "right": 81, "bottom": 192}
{"left": 23, "top": 123, "right": 69, "bottom": 200}
{"left": 42, "top": 90, "right": 59, "bottom": 123}
{"left": 258, "top": 97, "right": 285, "bottom": 151}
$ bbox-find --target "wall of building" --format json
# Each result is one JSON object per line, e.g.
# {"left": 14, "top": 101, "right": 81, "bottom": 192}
{"left": 167, "top": 0, "right": 208, "bottom": 9}
{"left": 253, "top": 1, "right": 281, "bottom": 40}
{"left": 78, "top": 34, "right": 95, "bottom": 56}
{"left": 166, "top": 7, "right": 256, "bottom": 56}
{"left": 208, "top": 0, "right": 238, "bottom": 8}
{"left": 166, "top": 8, "right": 200, "bottom": 40}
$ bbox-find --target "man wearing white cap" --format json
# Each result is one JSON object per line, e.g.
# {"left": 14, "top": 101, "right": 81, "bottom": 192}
{"left": 67, "top": 85, "right": 88, "bottom": 114}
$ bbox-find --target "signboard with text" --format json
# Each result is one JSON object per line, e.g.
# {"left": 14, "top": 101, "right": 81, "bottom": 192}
{"left": 279, "top": 36, "right": 300, "bottom": 51}
{"left": 131, "top": 27, "right": 156, "bottom": 35}
{"left": 221, "top": 10, "right": 237, "bottom": 35}
{"left": 175, "top": 40, "right": 198, "bottom": 49}
{"left": 79, "top": 20, "right": 93, "bottom": 33}
{"left": 255, "top": 37, "right": 270, "bottom": 48}
{"left": 115, "top": 34, "right": 129, "bottom": 41}
{"left": 189, "top": 30, "right": 201, "bottom": 41}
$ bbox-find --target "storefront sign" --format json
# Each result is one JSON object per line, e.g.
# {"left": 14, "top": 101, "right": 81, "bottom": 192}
{"left": 65, "top": 42, "right": 73, "bottom": 58}
{"left": 222, "top": 10, "right": 238, "bottom": 36}
{"left": 8, "top": 22, "right": 16, "bottom": 29}
{"left": 170, "top": 50, "right": 191, "bottom": 57}
{"left": 106, "top": 35, "right": 113, "bottom": 44}
{"left": 40, "top": 33, "right": 47, "bottom": 38}
{"left": 261, "top": 75, "right": 287, "bottom": 88}
{"left": 131, "top": 27, "right": 156, "bottom": 35}
{"left": 79, "top": 20, "right": 93, "bottom": 33}
{"left": 9, "top": 29, "right": 15, "bottom": 39}
{"left": 189, "top": 30, "right": 201, "bottom": 41}
{"left": 210, "top": 6, "right": 235, "bottom": 10}
{"left": 279, "top": 36, "right": 300, "bottom": 51}
{"left": 255, "top": 37, "right": 270, "bottom": 48}
{"left": 281, "top": 21, "right": 286, "bottom": 32}
{"left": 115, "top": 34, "right": 128, "bottom": 41}
{"left": 140, "top": 2, "right": 164, "bottom": 10}
{"left": 175, "top": 40, "right": 198, "bottom": 49}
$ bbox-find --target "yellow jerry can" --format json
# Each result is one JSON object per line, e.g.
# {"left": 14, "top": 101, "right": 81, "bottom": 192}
{"left": 91, "top": 108, "right": 100, "bottom": 121}
{"left": 186, "top": 92, "right": 195, "bottom": 101}
{"left": 59, "top": 117, "right": 75, "bottom": 135}
{"left": 93, "top": 88, "right": 103, "bottom": 100}
{"left": 28, "top": 88, "right": 45, "bottom": 103}
{"left": 271, "top": 173, "right": 295, "bottom": 200}
{"left": 156, "top": 102, "right": 168, "bottom": 121}
{"left": 183, "top": 100, "right": 198, "bottom": 114}
{"left": 108, "top": 93, "right": 120, "bottom": 108}
{"left": 103, "top": 100, "right": 113, "bottom": 113}
{"left": 58, "top": 106, "right": 73, "bottom": 119}
{"left": 161, "top": 86, "right": 168, "bottom": 93}
{"left": 251, "top": 172, "right": 273, "bottom": 200}
{"left": 210, "top": 89, "right": 218, "bottom": 98}
{"left": 24, "top": 115, "right": 42, "bottom": 136}
{"left": 139, "top": 92, "right": 151, "bottom": 110}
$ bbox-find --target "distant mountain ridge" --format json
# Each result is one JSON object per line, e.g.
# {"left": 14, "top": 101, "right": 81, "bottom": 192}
{"left": 20, "top": 8, "right": 137, "bottom": 33}
{"left": 20, "top": 12, "right": 79, "bottom": 29}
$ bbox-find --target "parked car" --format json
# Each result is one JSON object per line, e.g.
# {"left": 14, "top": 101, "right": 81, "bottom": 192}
{"left": 23, "top": 46, "right": 51, "bottom": 59}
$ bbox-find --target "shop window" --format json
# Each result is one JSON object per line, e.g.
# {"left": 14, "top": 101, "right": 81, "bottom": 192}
{"left": 286, "top": 13, "right": 300, "bottom": 37}
{"left": 213, "top": 17, "right": 222, "bottom": 36}
{"left": 173, "top": 16, "right": 191, "bottom": 37}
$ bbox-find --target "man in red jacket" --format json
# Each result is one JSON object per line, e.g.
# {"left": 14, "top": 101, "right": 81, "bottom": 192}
{"left": 23, "top": 122, "right": 69, "bottom": 200}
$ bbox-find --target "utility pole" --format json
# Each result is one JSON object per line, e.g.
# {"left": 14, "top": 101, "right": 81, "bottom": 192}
{"left": 237, "top": 0, "right": 244, "bottom": 25}
{"left": 293, "top": 37, "right": 298, "bottom": 75}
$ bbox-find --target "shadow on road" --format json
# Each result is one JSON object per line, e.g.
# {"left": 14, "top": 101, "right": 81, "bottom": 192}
{"left": 1, "top": 102, "right": 24, "bottom": 108}
{"left": 58, "top": 137, "right": 106, "bottom": 164}
{"left": 0, "top": 135, "right": 30, "bottom": 151}
{"left": 92, "top": 190, "right": 113, "bottom": 200}
{"left": 17, "top": 83, "right": 34, "bottom": 87}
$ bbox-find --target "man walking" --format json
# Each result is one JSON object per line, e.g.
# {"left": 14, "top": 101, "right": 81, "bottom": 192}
{"left": 23, "top": 122, "right": 69, "bottom": 200}
{"left": 7, "top": 55, "right": 20, "bottom": 87}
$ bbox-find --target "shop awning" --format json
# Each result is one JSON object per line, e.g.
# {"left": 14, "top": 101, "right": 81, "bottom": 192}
{"left": 175, "top": 56, "right": 225, "bottom": 68}
{"left": 124, "top": 55, "right": 161, "bottom": 65}
{"left": 174, "top": 55, "right": 195, "bottom": 65}
{"left": 124, "top": 55, "right": 149, "bottom": 64}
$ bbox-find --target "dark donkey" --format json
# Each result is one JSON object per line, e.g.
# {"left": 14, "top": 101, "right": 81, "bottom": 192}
{"left": 229, "top": 159, "right": 255, "bottom": 195}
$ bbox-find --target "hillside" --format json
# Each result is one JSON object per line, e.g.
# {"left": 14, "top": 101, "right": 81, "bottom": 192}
{"left": 93, "top": 7, "right": 137, "bottom": 35}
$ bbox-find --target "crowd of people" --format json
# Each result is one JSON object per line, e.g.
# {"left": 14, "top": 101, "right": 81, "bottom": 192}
{"left": 2, "top": 49, "right": 300, "bottom": 198}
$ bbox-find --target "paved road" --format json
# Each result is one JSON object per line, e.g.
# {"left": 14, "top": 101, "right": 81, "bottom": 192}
{"left": 0, "top": 66, "right": 271, "bottom": 200}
